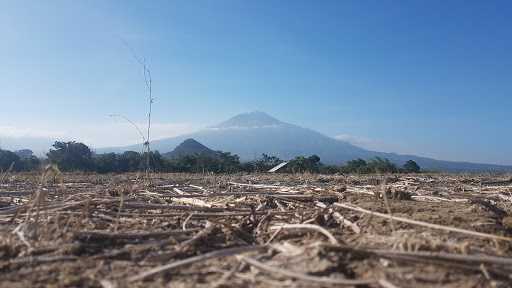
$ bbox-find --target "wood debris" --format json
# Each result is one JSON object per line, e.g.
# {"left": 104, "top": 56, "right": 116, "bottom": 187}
{"left": 0, "top": 172, "right": 511, "bottom": 287}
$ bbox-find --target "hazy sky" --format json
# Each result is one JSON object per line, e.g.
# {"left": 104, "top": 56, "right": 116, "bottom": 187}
{"left": 1, "top": 1, "right": 511, "bottom": 164}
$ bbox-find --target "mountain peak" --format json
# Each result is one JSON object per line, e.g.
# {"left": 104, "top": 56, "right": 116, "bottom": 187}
{"left": 180, "top": 138, "right": 206, "bottom": 147}
{"left": 214, "top": 111, "right": 283, "bottom": 128}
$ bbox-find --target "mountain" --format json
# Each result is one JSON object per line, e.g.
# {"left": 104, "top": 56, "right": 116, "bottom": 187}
{"left": 163, "top": 139, "right": 217, "bottom": 159}
{"left": 215, "top": 111, "right": 283, "bottom": 128}
{"left": 98, "top": 111, "right": 512, "bottom": 172}
{"left": 0, "top": 137, "right": 55, "bottom": 157}
{"left": 14, "top": 149, "right": 35, "bottom": 159}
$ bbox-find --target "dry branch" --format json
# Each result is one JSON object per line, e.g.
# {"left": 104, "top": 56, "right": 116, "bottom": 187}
{"left": 333, "top": 203, "right": 512, "bottom": 242}
{"left": 73, "top": 229, "right": 201, "bottom": 242}
{"left": 240, "top": 256, "right": 376, "bottom": 286}
{"left": 128, "top": 245, "right": 266, "bottom": 282}
{"left": 270, "top": 224, "right": 339, "bottom": 245}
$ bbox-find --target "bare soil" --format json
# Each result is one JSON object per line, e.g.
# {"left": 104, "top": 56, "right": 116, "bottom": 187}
{"left": 1, "top": 172, "right": 512, "bottom": 287}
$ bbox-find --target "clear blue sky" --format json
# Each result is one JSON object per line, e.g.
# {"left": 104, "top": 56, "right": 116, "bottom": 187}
{"left": 1, "top": 1, "right": 511, "bottom": 164}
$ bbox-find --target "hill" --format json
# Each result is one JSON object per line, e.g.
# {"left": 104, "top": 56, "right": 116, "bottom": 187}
{"left": 163, "top": 139, "right": 217, "bottom": 159}
{"left": 98, "top": 111, "right": 512, "bottom": 172}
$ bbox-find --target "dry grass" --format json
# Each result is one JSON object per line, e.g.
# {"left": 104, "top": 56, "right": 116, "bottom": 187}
{"left": 1, "top": 172, "right": 512, "bottom": 287}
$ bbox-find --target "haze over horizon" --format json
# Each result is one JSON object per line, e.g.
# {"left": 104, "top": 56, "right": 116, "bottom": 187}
{"left": 1, "top": 1, "right": 511, "bottom": 165}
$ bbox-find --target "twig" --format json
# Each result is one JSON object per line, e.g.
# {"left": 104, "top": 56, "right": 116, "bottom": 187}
{"left": 189, "top": 184, "right": 211, "bottom": 194}
{"left": 115, "top": 211, "right": 294, "bottom": 218}
{"left": 175, "top": 222, "right": 217, "bottom": 251}
{"left": 12, "top": 223, "right": 32, "bottom": 250}
{"left": 74, "top": 229, "right": 201, "bottom": 242}
{"left": 228, "top": 182, "right": 291, "bottom": 190}
{"left": 411, "top": 196, "right": 469, "bottom": 203}
{"left": 8, "top": 255, "right": 78, "bottom": 266}
{"left": 240, "top": 256, "right": 375, "bottom": 286}
{"left": 128, "top": 245, "right": 266, "bottom": 282}
{"left": 122, "top": 202, "right": 247, "bottom": 212}
{"left": 334, "top": 203, "right": 512, "bottom": 242}
{"left": 316, "top": 201, "right": 360, "bottom": 234}
{"left": 378, "top": 279, "right": 400, "bottom": 288}
{"left": 371, "top": 249, "right": 512, "bottom": 266}
{"left": 182, "top": 213, "right": 194, "bottom": 230}
{"left": 380, "top": 184, "right": 396, "bottom": 232}
{"left": 270, "top": 224, "right": 339, "bottom": 245}
{"left": 172, "top": 188, "right": 212, "bottom": 207}
{"left": 211, "top": 263, "right": 243, "bottom": 288}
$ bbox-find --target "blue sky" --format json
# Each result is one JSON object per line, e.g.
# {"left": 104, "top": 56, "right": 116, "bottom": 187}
{"left": 1, "top": 1, "right": 511, "bottom": 164}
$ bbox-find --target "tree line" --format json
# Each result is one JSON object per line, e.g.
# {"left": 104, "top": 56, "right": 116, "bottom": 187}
{"left": 0, "top": 141, "right": 420, "bottom": 174}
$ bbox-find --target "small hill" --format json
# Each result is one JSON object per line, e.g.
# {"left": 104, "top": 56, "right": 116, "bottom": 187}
{"left": 163, "top": 139, "right": 217, "bottom": 159}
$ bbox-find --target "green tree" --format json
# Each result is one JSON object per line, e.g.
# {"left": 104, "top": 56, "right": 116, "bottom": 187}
{"left": 94, "top": 153, "right": 119, "bottom": 173}
{"left": 18, "top": 155, "right": 41, "bottom": 171}
{"left": 0, "top": 150, "right": 20, "bottom": 171}
{"left": 143, "top": 151, "right": 167, "bottom": 172}
{"left": 403, "top": 160, "right": 421, "bottom": 173}
{"left": 287, "top": 155, "right": 322, "bottom": 173}
{"left": 319, "top": 165, "right": 340, "bottom": 174}
{"left": 242, "top": 154, "right": 282, "bottom": 173}
{"left": 307, "top": 155, "right": 321, "bottom": 172}
{"left": 118, "top": 151, "right": 143, "bottom": 172}
{"left": 342, "top": 158, "right": 369, "bottom": 174}
{"left": 367, "top": 157, "right": 398, "bottom": 173}
{"left": 255, "top": 154, "right": 282, "bottom": 172}
{"left": 47, "top": 141, "right": 94, "bottom": 171}
{"left": 217, "top": 151, "right": 240, "bottom": 173}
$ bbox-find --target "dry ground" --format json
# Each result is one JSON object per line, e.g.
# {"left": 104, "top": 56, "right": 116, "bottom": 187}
{"left": 1, "top": 172, "right": 512, "bottom": 287}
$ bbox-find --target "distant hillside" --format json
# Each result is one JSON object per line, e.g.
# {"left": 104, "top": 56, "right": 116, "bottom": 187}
{"left": 163, "top": 138, "right": 217, "bottom": 159}
{"left": 0, "top": 137, "right": 55, "bottom": 157}
{"left": 14, "top": 149, "right": 35, "bottom": 159}
{"left": 98, "top": 111, "right": 512, "bottom": 172}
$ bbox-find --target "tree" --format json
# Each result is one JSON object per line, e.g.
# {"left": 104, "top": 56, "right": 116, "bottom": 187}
{"left": 256, "top": 154, "right": 282, "bottom": 171}
{"left": 403, "top": 160, "right": 421, "bottom": 173}
{"left": 118, "top": 151, "right": 143, "bottom": 172}
{"left": 320, "top": 165, "right": 340, "bottom": 174}
{"left": 342, "top": 158, "right": 369, "bottom": 174}
{"left": 241, "top": 154, "right": 282, "bottom": 173}
{"left": 0, "top": 150, "right": 20, "bottom": 171}
{"left": 307, "top": 155, "right": 321, "bottom": 172}
{"left": 18, "top": 155, "right": 41, "bottom": 171}
{"left": 216, "top": 152, "right": 240, "bottom": 173}
{"left": 287, "top": 155, "right": 322, "bottom": 173}
{"left": 367, "top": 157, "right": 398, "bottom": 173}
{"left": 0, "top": 149, "right": 41, "bottom": 172}
{"left": 94, "top": 153, "right": 119, "bottom": 173}
{"left": 47, "top": 141, "right": 94, "bottom": 171}
{"left": 143, "top": 151, "right": 167, "bottom": 172}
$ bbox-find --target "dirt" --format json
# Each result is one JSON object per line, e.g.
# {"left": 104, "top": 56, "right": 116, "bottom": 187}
{"left": 1, "top": 172, "right": 511, "bottom": 287}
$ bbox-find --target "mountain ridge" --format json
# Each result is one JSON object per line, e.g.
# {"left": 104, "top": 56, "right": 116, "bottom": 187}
{"left": 97, "top": 112, "right": 512, "bottom": 172}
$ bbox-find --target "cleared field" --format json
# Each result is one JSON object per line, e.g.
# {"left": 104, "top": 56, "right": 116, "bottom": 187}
{"left": 1, "top": 172, "right": 512, "bottom": 287}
